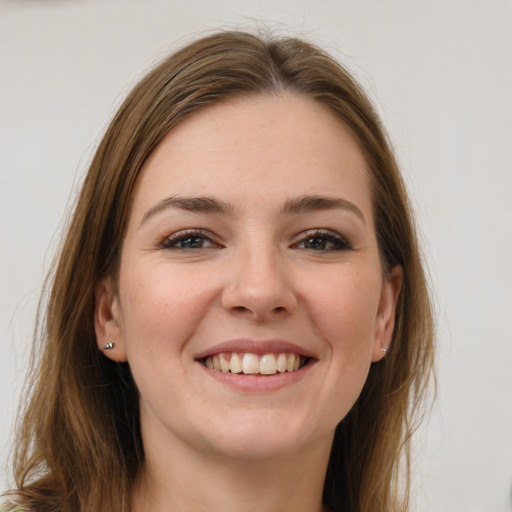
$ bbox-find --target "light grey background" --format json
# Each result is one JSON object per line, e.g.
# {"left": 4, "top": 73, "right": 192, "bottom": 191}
{"left": 1, "top": 1, "right": 511, "bottom": 511}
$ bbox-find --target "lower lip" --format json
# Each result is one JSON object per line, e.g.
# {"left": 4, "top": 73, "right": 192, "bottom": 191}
{"left": 198, "top": 361, "right": 313, "bottom": 392}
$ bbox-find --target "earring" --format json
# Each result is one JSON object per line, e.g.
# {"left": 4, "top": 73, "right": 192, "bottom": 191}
{"left": 380, "top": 346, "right": 388, "bottom": 354}
{"left": 103, "top": 341, "right": 115, "bottom": 350}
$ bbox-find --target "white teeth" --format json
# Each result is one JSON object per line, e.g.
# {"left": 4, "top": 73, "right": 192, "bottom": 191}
{"left": 260, "top": 354, "right": 277, "bottom": 374}
{"left": 219, "top": 353, "right": 230, "bottom": 372}
{"left": 242, "top": 353, "right": 260, "bottom": 374}
{"left": 276, "top": 353, "right": 287, "bottom": 373}
{"left": 286, "top": 353, "right": 296, "bottom": 372}
{"left": 230, "top": 353, "right": 242, "bottom": 373}
{"left": 204, "top": 352, "right": 307, "bottom": 375}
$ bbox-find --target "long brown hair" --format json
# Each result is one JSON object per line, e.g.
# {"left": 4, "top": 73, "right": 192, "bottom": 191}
{"left": 5, "top": 30, "right": 434, "bottom": 512}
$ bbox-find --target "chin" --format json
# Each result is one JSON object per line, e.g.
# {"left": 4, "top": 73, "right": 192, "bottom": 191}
{"left": 198, "top": 412, "right": 333, "bottom": 461}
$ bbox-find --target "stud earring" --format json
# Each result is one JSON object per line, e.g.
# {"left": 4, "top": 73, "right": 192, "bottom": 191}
{"left": 103, "top": 341, "right": 115, "bottom": 350}
{"left": 380, "top": 346, "right": 388, "bottom": 354}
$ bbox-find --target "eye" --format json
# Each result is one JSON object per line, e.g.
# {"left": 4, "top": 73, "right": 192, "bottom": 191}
{"left": 161, "top": 229, "right": 220, "bottom": 250}
{"left": 293, "top": 229, "right": 352, "bottom": 251}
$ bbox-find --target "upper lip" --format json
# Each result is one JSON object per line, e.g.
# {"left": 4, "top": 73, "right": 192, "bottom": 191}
{"left": 194, "top": 339, "right": 317, "bottom": 360}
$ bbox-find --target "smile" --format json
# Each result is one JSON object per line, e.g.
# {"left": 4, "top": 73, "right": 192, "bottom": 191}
{"left": 202, "top": 352, "right": 308, "bottom": 376}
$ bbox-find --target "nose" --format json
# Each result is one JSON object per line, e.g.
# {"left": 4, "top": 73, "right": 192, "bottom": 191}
{"left": 221, "top": 247, "right": 297, "bottom": 321}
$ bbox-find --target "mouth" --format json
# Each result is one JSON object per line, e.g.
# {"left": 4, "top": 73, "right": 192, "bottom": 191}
{"left": 199, "top": 352, "right": 310, "bottom": 376}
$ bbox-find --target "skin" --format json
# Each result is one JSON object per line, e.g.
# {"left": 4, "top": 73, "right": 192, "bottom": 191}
{"left": 95, "top": 94, "right": 402, "bottom": 512}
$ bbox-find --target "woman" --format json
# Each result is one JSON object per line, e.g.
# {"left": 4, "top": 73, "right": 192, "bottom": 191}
{"left": 3, "top": 31, "right": 434, "bottom": 512}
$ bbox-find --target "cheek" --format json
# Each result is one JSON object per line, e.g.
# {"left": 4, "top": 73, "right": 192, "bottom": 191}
{"left": 118, "top": 263, "right": 218, "bottom": 353}
{"left": 303, "top": 266, "right": 382, "bottom": 355}
{"left": 305, "top": 270, "right": 382, "bottom": 425}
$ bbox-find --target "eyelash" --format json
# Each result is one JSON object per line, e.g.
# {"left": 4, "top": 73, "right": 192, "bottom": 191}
{"left": 160, "top": 228, "right": 352, "bottom": 252}
{"left": 293, "top": 229, "right": 353, "bottom": 252}
{"left": 160, "top": 229, "right": 219, "bottom": 250}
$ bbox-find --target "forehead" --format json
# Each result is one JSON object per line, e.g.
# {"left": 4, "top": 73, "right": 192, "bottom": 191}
{"left": 131, "top": 94, "right": 372, "bottom": 220}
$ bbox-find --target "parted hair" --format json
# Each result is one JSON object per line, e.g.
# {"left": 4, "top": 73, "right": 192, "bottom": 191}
{"left": 5, "top": 30, "right": 434, "bottom": 512}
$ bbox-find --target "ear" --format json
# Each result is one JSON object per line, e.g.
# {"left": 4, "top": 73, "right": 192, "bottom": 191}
{"left": 371, "top": 265, "right": 403, "bottom": 362}
{"left": 94, "top": 276, "right": 127, "bottom": 362}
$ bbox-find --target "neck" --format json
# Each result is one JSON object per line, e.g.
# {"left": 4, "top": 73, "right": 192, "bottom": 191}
{"left": 131, "top": 430, "right": 332, "bottom": 512}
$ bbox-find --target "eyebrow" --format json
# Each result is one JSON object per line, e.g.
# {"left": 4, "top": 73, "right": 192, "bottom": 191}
{"left": 141, "top": 196, "right": 236, "bottom": 225}
{"left": 282, "top": 195, "right": 366, "bottom": 223}
{"left": 140, "top": 194, "right": 365, "bottom": 225}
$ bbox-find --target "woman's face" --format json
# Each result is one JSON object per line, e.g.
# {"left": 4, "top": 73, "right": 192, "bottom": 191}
{"left": 96, "top": 94, "right": 401, "bottom": 462}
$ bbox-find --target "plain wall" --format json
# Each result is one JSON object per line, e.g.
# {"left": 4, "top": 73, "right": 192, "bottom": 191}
{"left": 1, "top": 1, "right": 511, "bottom": 510}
